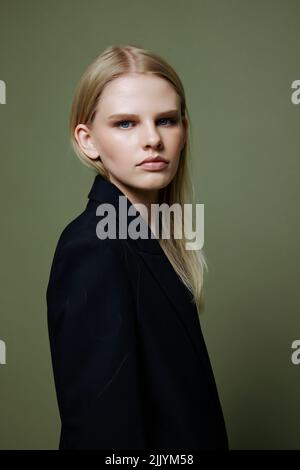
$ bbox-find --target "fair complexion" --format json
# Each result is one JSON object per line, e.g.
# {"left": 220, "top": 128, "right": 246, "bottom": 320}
{"left": 74, "top": 72, "right": 187, "bottom": 234}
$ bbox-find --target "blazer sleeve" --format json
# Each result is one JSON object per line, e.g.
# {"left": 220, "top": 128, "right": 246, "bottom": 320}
{"left": 46, "top": 235, "right": 146, "bottom": 450}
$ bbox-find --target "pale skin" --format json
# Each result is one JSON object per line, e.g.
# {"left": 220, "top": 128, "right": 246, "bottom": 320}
{"left": 74, "top": 72, "right": 188, "bottom": 236}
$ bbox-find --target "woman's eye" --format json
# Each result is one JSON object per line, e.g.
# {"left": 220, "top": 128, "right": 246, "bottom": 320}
{"left": 115, "top": 118, "right": 177, "bottom": 129}
{"left": 158, "top": 118, "right": 175, "bottom": 125}
{"left": 117, "top": 120, "right": 133, "bottom": 129}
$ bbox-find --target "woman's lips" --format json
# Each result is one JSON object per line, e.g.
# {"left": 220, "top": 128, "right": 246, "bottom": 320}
{"left": 138, "top": 161, "right": 169, "bottom": 171}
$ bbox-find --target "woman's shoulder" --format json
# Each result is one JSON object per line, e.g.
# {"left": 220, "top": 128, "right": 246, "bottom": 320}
{"left": 46, "top": 206, "right": 138, "bottom": 326}
{"left": 55, "top": 201, "right": 119, "bottom": 251}
{"left": 56, "top": 202, "right": 97, "bottom": 245}
{"left": 49, "top": 203, "right": 128, "bottom": 279}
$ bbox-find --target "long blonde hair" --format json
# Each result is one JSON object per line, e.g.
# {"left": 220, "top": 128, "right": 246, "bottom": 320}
{"left": 69, "top": 44, "right": 208, "bottom": 316}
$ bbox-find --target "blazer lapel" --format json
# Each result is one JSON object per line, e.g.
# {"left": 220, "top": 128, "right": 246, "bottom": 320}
{"left": 87, "top": 174, "right": 207, "bottom": 369}
{"left": 135, "top": 248, "right": 209, "bottom": 369}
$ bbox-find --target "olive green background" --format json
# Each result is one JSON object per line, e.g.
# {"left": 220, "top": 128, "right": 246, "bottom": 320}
{"left": 0, "top": 0, "right": 299, "bottom": 450}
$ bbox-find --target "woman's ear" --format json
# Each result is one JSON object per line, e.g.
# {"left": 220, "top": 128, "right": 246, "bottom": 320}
{"left": 74, "top": 124, "right": 99, "bottom": 160}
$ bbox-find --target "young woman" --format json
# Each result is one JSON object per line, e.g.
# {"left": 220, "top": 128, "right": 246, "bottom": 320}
{"left": 46, "top": 44, "right": 229, "bottom": 450}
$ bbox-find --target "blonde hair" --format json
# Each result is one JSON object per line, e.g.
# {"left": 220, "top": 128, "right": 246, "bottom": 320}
{"left": 69, "top": 44, "right": 208, "bottom": 317}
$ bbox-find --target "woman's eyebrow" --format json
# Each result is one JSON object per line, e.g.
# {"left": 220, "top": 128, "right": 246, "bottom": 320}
{"left": 107, "top": 109, "right": 180, "bottom": 121}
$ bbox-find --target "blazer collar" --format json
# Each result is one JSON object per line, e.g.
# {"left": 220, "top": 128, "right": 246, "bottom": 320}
{"left": 88, "top": 173, "right": 163, "bottom": 255}
{"left": 87, "top": 173, "right": 208, "bottom": 372}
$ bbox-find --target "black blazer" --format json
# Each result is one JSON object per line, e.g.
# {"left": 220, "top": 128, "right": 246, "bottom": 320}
{"left": 46, "top": 173, "right": 229, "bottom": 450}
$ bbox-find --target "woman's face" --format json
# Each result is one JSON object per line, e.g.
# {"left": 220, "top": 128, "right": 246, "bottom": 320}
{"left": 75, "top": 72, "right": 187, "bottom": 198}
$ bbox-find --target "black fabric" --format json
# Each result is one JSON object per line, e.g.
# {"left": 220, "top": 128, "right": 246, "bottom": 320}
{"left": 46, "top": 173, "right": 229, "bottom": 450}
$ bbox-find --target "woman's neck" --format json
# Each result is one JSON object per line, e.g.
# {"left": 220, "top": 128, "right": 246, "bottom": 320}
{"left": 109, "top": 175, "right": 160, "bottom": 237}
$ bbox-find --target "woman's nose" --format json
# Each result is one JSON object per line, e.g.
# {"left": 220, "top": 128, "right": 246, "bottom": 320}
{"left": 142, "top": 122, "right": 162, "bottom": 148}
